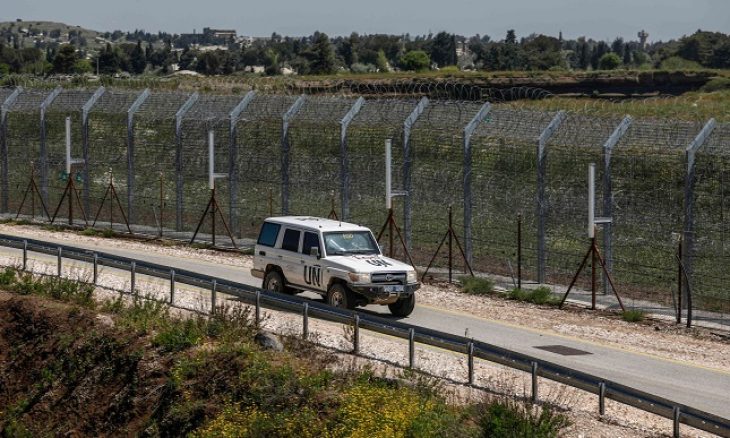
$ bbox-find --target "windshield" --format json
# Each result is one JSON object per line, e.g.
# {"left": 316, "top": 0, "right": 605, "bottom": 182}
{"left": 323, "top": 231, "right": 379, "bottom": 256}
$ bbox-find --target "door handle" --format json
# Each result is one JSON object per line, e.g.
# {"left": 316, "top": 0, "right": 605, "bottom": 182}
{"left": 259, "top": 251, "right": 266, "bottom": 256}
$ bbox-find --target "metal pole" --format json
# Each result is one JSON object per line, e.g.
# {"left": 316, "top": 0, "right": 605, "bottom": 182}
{"left": 462, "top": 102, "right": 491, "bottom": 266}
{"left": 255, "top": 290, "right": 261, "bottom": 327}
{"left": 1, "top": 87, "right": 22, "bottom": 213}
{"left": 467, "top": 341, "right": 475, "bottom": 385}
{"left": 537, "top": 111, "right": 565, "bottom": 283}
{"left": 448, "top": 206, "right": 453, "bottom": 283}
{"left": 302, "top": 302, "right": 309, "bottom": 340}
{"left": 408, "top": 328, "right": 415, "bottom": 369}
{"left": 130, "top": 261, "right": 136, "bottom": 297}
{"left": 170, "top": 269, "right": 175, "bottom": 304}
{"left": 39, "top": 87, "right": 62, "bottom": 206}
{"left": 229, "top": 91, "right": 255, "bottom": 236}
{"left": 22, "top": 239, "right": 27, "bottom": 271}
{"left": 93, "top": 252, "right": 98, "bottom": 285}
{"left": 353, "top": 314, "right": 360, "bottom": 354}
{"left": 340, "top": 97, "right": 364, "bottom": 221}
{"left": 517, "top": 214, "right": 522, "bottom": 289}
{"left": 127, "top": 89, "right": 150, "bottom": 225}
{"left": 66, "top": 117, "right": 73, "bottom": 226}
{"left": 677, "top": 240, "right": 682, "bottom": 324}
{"left": 281, "top": 95, "right": 305, "bottom": 215}
{"left": 211, "top": 279, "right": 217, "bottom": 314}
{"left": 175, "top": 93, "right": 199, "bottom": 231}
{"left": 673, "top": 407, "right": 681, "bottom": 438}
{"left": 531, "top": 361, "right": 539, "bottom": 403}
{"left": 81, "top": 86, "right": 104, "bottom": 214}
{"left": 57, "top": 247, "right": 62, "bottom": 276}
{"left": 589, "top": 163, "right": 597, "bottom": 310}
{"left": 403, "top": 97, "right": 429, "bottom": 252}
{"left": 599, "top": 382, "right": 606, "bottom": 415}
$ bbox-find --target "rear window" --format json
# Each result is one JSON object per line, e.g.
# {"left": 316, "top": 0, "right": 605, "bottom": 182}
{"left": 281, "top": 228, "right": 301, "bottom": 252}
{"left": 257, "top": 222, "right": 280, "bottom": 247}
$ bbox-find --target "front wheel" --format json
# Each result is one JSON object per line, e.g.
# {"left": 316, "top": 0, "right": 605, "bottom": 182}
{"left": 263, "top": 270, "right": 286, "bottom": 293}
{"left": 327, "top": 283, "right": 356, "bottom": 310}
{"left": 388, "top": 294, "right": 415, "bottom": 317}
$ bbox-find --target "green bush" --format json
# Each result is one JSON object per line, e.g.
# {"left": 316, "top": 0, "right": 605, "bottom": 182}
{"left": 621, "top": 309, "right": 646, "bottom": 323}
{"left": 460, "top": 276, "right": 495, "bottom": 295}
{"left": 702, "top": 77, "right": 730, "bottom": 92}
{"left": 508, "top": 287, "right": 559, "bottom": 306}
{"left": 479, "top": 399, "right": 569, "bottom": 438}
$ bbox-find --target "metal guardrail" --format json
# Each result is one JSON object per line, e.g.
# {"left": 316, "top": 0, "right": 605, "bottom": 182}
{"left": 0, "top": 233, "right": 727, "bottom": 438}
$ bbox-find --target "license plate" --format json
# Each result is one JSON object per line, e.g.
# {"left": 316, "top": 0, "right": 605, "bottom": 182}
{"left": 383, "top": 285, "right": 404, "bottom": 293}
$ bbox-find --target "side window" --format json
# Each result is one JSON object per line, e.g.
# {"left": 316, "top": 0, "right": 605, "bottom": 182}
{"left": 281, "top": 228, "right": 301, "bottom": 252}
{"left": 257, "top": 222, "right": 280, "bottom": 247}
{"left": 301, "top": 232, "right": 321, "bottom": 256}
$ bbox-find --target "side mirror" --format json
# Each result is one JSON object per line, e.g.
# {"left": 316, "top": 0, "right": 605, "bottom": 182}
{"left": 310, "top": 247, "right": 320, "bottom": 258}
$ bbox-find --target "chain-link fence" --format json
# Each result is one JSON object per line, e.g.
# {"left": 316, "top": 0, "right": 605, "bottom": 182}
{"left": 1, "top": 86, "right": 728, "bottom": 321}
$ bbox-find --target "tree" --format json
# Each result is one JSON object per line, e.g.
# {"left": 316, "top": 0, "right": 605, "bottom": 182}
{"left": 598, "top": 52, "right": 621, "bottom": 70}
{"left": 505, "top": 29, "right": 517, "bottom": 44}
{"left": 375, "top": 49, "right": 389, "bottom": 72}
{"left": 130, "top": 40, "right": 146, "bottom": 74}
{"left": 429, "top": 31, "right": 456, "bottom": 67}
{"left": 52, "top": 44, "right": 77, "bottom": 73}
{"left": 308, "top": 31, "right": 336, "bottom": 74}
{"left": 400, "top": 50, "right": 430, "bottom": 71}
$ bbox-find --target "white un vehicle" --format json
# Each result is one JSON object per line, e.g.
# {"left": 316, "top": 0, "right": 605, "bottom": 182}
{"left": 251, "top": 216, "right": 420, "bottom": 317}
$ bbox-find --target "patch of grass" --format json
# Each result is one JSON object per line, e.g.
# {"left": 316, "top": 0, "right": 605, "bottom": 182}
{"left": 478, "top": 397, "right": 569, "bottom": 438}
{"left": 80, "top": 227, "right": 116, "bottom": 238}
{"left": 4, "top": 268, "right": 95, "bottom": 307}
{"left": 621, "top": 309, "right": 646, "bottom": 323}
{"left": 460, "top": 276, "right": 495, "bottom": 295}
{"left": 508, "top": 287, "right": 560, "bottom": 306}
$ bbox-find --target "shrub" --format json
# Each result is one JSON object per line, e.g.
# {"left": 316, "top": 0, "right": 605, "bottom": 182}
{"left": 508, "top": 287, "right": 559, "bottom": 306}
{"left": 479, "top": 398, "right": 569, "bottom": 438}
{"left": 621, "top": 309, "right": 645, "bottom": 323}
{"left": 460, "top": 276, "right": 494, "bottom": 295}
{"left": 400, "top": 50, "right": 431, "bottom": 72}
{"left": 702, "top": 77, "right": 730, "bottom": 92}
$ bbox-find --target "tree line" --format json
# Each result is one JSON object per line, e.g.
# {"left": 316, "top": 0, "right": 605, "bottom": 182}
{"left": 1, "top": 28, "right": 729, "bottom": 76}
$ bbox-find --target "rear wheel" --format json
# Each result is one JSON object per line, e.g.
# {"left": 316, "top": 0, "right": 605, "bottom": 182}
{"left": 327, "top": 283, "right": 356, "bottom": 310}
{"left": 263, "top": 270, "right": 286, "bottom": 293}
{"left": 388, "top": 294, "right": 415, "bottom": 317}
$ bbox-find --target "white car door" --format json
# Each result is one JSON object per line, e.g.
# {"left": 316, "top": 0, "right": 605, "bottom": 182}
{"left": 279, "top": 227, "right": 302, "bottom": 286}
{"left": 298, "top": 231, "right": 325, "bottom": 292}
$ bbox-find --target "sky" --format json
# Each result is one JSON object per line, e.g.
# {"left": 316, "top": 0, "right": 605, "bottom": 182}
{"left": 3, "top": 0, "right": 729, "bottom": 42}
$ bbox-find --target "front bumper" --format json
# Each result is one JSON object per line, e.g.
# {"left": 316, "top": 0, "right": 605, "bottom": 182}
{"left": 351, "top": 282, "right": 420, "bottom": 303}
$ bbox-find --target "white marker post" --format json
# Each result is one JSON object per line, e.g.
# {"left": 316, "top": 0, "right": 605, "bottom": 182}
{"left": 588, "top": 163, "right": 595, "bottom": 238}
{"left": 385, "top": 138, "right": 392, "bottom": 210}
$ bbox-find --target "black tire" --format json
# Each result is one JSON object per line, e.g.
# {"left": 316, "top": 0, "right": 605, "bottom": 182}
{"left": 388, "top": 294, "right": 415, "bottom": 317}
{"left": 327, "top": 283, "right": 356, "bottom": 310}
{"left": 263, "top": 270, "right": 286, "bottom": 293}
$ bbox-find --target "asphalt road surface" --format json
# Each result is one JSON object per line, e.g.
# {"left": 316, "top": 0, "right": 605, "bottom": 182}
{"left": 0, "top": 230, "right": 728, "bottom": 421}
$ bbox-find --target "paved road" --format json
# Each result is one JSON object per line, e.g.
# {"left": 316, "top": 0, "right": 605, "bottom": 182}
{"left": 1, "top": 230, "right": 728, "bottom": 420}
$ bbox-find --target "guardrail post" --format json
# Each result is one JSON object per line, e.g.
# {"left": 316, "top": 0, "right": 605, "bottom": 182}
{"left": 211, "top": 279, "right": 217, "bottom": 314}
{"left": 22, "top": 239, "right": 27, "bottom": 271}
{"left": 673, "top": 407, "right": 681, "bottom": 438}
{"left": 598, "top": 382, "right": 606, "bottom": 415}
{"left": 408, "top": 328, "right": 415, "bottom": 369}
{"left": 467, "top": 341, "right": 475, "bottom": 385}
{"left": 169, "top": 269, "right": 175, "bottom": 304}
{"left": 531, "top": 361, "right": 538, "bottom": 403}
{"left": 130, "top": 261, "right": 136, "bottom": 297}
{"left": 353, "top": 314, "right": 360, "bottom": 354}
{"left": 57, "top": 247, "right": 62, "bottom": 276}
{"left": 255, "top": 290, "right": 261, "bottom": 327}
{"left": 302, "top": 302, "right": 309, "bottom": 340}
{"left": 93, "top": 252, "right": 98, "bottom": 285}
{"left": 536, "top": 111, "right": 565, "bottom": 283}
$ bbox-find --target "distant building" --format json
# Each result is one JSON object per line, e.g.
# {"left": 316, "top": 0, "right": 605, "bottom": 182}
{"left": 638, "top": 30, "right": 649, "bottom": 49}
{"left": 210, "top": 29, "right": 236, "bottom": 40}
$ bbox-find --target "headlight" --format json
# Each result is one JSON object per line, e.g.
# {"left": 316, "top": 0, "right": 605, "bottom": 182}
{"left": 348, "top": 272, "right": 370, "bottom": 283}
{"left": 406, "top": 270, "right": 417, "bottom": 284}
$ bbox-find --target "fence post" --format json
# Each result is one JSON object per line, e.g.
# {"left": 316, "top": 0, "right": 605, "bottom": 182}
{"left": 352, "top": 314, "right": 360, "bottom": 354}
{"left": 169, "top": 269, "right": 175, "bottom": 304}
{"left": 93, "top": 252, "right": 98, "bottom": 285}
{"left": 211, "top": 279, "right": 217, "bottom": 314}
{"left": 340, "top": 97, "right": 364, "bottom": 221}
{"left": 228, "top": 91, "right": 255, "bottom": 236}
{"left": 536, "top": 111, "right": 565, "bottom": 283}
{"left": 601, "top": 116, "right": 632, "bottom": 294}
{"left": 683, "top": 119, "right": 715, "bottom": 320}
{"left": 402, "top": 97, "right": 429, "bottom": 251}
{"left": 126, "top": 89, "right": 150, "bottom": 225}
{"left": 408, "top": 328, "right": 415, "bottom": 369}
{"left": 281, "top": 95, "right": 305, "bottom": 215}
{"left": 1, "top": 87, "right": 22, "bottom": 213}
{"left": 22, "top": 239, "right": 27, "bottom": 271}
{"left": 174, "top": 92, "right": 199, "bottom": 231}
{"left": 39, "top": 87, "right": 62, "bottom": 206}
{"left": 81, "top": 86, "right": 105, "bottom": 214}
{"left": 463, "top": 102, "right": 491, "bottom": 265}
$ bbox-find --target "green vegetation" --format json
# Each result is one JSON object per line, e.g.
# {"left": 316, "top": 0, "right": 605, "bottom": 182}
{"left": 0, "top": 268, "right": 569, "bottom": 436}
{"left": 400, "top": 50, "right": 431, "bottom": 72}
{"left": 508, "top": 287, "right": 560, "bottom": 306}
{"left": 621, "top": 309, "right": 646, "bottom": 323}
{"left": 460, "top": 275, "right": 495, "bottom": 295}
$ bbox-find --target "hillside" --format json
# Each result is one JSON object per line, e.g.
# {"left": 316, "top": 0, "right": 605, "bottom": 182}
{"left": 0, "top": 20, "right": 106, "bottom": 50}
